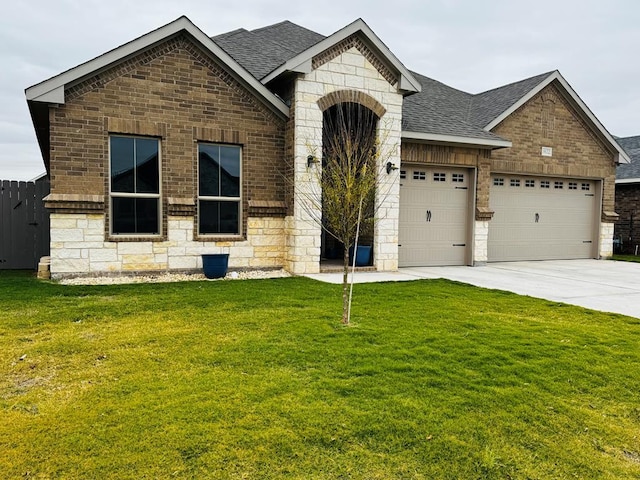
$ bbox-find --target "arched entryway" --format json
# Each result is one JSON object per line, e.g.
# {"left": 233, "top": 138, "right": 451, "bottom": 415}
{"left": 319, "top": 98, "right": 380, "bottom": 268}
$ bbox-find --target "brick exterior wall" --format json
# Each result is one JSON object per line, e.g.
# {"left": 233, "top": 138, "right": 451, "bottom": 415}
{"left": 615, "top": 184, "right": 640, "bottom": 253}
{"left": 50, "top": 34, "right": 285, "bottom": 218}
{"left": 46, "top": 34, "right": 287, "bottom": 276}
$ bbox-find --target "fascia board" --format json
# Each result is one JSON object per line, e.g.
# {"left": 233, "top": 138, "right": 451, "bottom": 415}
{"left": 615, "top": 151, "right": 631, "bottom": 165}
{"left": 402, "top": 130, "right": 512, "bottom": 148}
{"left": 30, "top": 86, "right": 65, "bottom": 104}
{"left": 615, "top": 178, "right": 640, "bottom": 184}
{"left": 25, "top": 16, "right": 289, "bottom": 118}
{"left": 262, "top": 18, "right": 421, "bottom": 94}
{"left": 484, "top": 70, "right": 631, "bottom": 164}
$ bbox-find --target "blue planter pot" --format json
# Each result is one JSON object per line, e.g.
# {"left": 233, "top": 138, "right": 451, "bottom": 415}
{"left": 349, "top": 246, "right": 372, "bottom": 267}
{"left": 202, "top": 254, "right": 229, "bottom": 279}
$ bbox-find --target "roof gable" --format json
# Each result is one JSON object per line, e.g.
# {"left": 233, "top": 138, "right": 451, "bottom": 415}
{"left": 260, "top": 18, "right": 421, "bottom": 95}
{"left": 478, "top": 70, "right": 630, "bottom": 164}
{"left": 25, "top": 16, "right": 288, "bottom": 118}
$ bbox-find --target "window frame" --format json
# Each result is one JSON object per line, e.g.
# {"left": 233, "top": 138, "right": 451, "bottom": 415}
{"left": 197, "top": 142, "right": 243, "bottom": 237}
{"left": 108, "top": 135, "right": 162, "bottom": 237}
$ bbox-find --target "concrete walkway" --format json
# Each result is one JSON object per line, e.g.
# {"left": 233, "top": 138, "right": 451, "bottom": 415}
{"left": 304, "top": 259, "right": 640, "bottom": 319}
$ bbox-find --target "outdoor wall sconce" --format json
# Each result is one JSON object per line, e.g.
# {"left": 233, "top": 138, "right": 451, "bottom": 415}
{"left": 307, "top": 155, "right": 319, "bottom": 168}
{"left": 386, "top": 162, "right": 399, "bottom": 174}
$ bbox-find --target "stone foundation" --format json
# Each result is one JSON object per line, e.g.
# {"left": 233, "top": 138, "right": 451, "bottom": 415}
{"left": 49, "top": 214, "right": 285, "bottom": 278}
{"left": 473, "top": 220, "right": 489, "bottom": 265}
{"left": 599, "top": 222, "right": 615, "bottom": 258}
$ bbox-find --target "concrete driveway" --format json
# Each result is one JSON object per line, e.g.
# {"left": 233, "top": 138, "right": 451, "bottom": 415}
{"left": 305, "top": 259, "right": 640, "bottom": 319}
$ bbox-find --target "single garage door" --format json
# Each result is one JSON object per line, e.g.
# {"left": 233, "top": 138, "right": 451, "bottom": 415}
{"left": 399, "top": 165, "right": 471, "bottom": 266}
{"left": 488, "top": 175, "right": 597, "bottom": 262}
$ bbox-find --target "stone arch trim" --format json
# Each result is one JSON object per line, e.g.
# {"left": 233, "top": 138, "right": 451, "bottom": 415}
{"left": 312, "top": 34, "right": 397, "bottom": 86}
{"left": 317, "top": 90, "right": 387, "bottom": 118}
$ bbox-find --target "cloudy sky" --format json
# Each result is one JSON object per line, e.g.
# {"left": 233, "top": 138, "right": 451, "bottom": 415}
{"left": 2, "top": 0, "right": 639, "bottom": 180}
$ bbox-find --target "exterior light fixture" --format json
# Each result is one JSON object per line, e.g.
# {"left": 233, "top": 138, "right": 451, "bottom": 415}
{"left": 386, "top": 162, "right": 399, "bottom": 174}
{"left": 307, "top": 155, "right": 319, "bottom": 168}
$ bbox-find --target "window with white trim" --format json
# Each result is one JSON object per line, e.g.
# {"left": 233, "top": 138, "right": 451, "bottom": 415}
{"left": 198, "top": 143, "right": 242, "bottom": 235}
{"left": 510, "top": 179, "right": 521, "bottom": 187}
{"left": 525, "top": 179, "right": 535, "bottom": 188}
{"left": 493, "top": 178, "right": 504, "bottom": 186}
{"left": 433, "top": 172, "right": 446, "bottom": 182}
{"left": 110, "top": 136, "right": 160, "bottom": 235}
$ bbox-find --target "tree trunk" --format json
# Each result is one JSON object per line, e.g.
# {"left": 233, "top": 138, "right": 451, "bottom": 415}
{"left": 342, "top": 246, "right": 350, "bottom": 324}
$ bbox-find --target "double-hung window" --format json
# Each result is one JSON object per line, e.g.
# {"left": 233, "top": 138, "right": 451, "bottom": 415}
{"left": 110, "top": 136, "right": 160, "bottom": 235}
{"left": 198, "top": 143, "right": 241, "bottom": 235}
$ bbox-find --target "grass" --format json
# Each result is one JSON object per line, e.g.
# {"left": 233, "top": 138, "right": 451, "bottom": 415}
{"left": 1, "top": 271, "right": 640, "bottom": 479}
{"left": 612, "top": 254, "right": 640, "bottom": 263}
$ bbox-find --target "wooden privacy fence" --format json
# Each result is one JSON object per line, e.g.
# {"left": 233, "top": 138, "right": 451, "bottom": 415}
{"left": 0, "top": 179, "right": 50, "bottom": 270}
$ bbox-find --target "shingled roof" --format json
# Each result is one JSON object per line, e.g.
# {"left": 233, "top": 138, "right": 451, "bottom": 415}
{"left": 402, "top": 72, "right": 504, "bottom": 142}
{"left": 212, "top": 21, "right": 325, "bottom": 80}
{"left": 617, "top": 136, "right": 640, "bottom": 181}
{"left": 210, "top": 19, "right": 627, "bottom": 159}
{"left": 468, "top": 71, "right": 555, "bottom": 127}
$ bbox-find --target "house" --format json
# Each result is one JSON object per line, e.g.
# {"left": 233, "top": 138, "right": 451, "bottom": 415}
{"left": 614, "top": 136, "right": 640, "bottom": 253}
{"left": 25, "top": 16, "right": 630, "bottom": 278}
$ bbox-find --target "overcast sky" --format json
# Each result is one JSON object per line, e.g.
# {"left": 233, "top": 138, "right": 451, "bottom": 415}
{"left": 2, "top": 0, "right": 639, "bottom": 180}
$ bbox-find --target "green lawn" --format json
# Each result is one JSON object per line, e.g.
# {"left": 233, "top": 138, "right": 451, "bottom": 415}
{"left": 612, "top": 254, "right": 640, "bottom": 263}
{"left": 1, "top": 271, "right": 639, "bottom": 479}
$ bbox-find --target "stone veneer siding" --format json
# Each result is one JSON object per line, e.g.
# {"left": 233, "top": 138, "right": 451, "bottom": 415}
{"left": 614, "top": 183, "right": 640, "bottom": 254}
{"left": 46, "top": 34, "right": 287, "bottom": 277}
{"left": 50, "top": 214, "right": 285, "bottom": 277}
{"left": 285, "top": 39, "right": 404, "bottom": 274}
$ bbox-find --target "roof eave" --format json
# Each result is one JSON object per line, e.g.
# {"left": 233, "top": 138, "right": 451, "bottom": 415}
{"left": 25, "top": 16, "right": 289, "bottom": 119}
{"left": 402, "top": 131, "right": 512, "bottom": 149}
{"left": 615, "top": 178, "right": 640, "bottom": 184}
{"left": 484, "top": 70, "right": 631, "bottom": 164}
{"left": 261, "top": 18, "right": 421, "bottom": 95}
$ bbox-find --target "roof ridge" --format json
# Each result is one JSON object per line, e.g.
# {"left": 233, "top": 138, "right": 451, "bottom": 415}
{"left": 618, "top": 134, "right": 640, "bottom": 141}
{"left": 212, "top": 27, "right": 248, "bottom": 40}
{"left": 473, "top": 70, "right": 556, "bottom": 97}
{"left": 250, "top": 19, "right": 323, "bottom": 38}
{"left": 250, "top": 20, "right": 294, "bottom": 33}
{"left": 408, "top": 70, "right": 472, "bottom": 96}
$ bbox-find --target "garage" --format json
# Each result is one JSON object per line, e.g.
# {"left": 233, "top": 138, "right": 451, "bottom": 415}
{"left": 488, "top": 175, "right": 598, "bottom": 262}
{"left": 398, "top": 165, "right": 472, "bottom": 266}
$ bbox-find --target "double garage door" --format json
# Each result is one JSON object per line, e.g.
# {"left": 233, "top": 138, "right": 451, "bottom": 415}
{"left": 399, "top": 167, "right": 598, "bottom": 266}
{"left": 489, "top": 175, "right": 597, "bottom": 262}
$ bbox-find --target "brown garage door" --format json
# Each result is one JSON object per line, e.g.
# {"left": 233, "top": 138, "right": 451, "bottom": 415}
{"left": 399, "top": 165, "right": 471, "bottom": 266}
{"left": 489, "top": 175, "right": 597, "bottom": 262}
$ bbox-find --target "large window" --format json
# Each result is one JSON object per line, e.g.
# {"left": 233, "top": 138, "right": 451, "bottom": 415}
{"left": 198, "top": 144, "right": 241, "bottom": 235}
{"left": 110, "top": 136, "right": 160, "bottom": 235}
